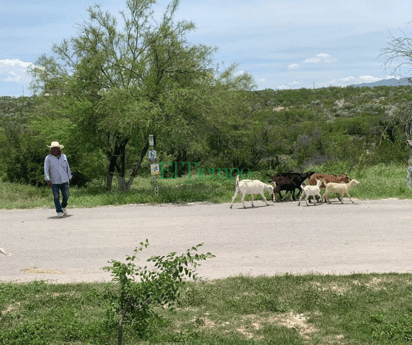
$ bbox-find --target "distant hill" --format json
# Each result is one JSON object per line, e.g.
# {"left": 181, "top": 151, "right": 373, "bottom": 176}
{"left": 348, "top": 77, "right": 412, "bottom": 88}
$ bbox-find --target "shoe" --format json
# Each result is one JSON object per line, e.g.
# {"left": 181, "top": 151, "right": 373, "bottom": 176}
{"left": 57, "top": 212, "right": 64, "bottom": 218}
{"left": 62, "top": 208, "right": 68, "bottom": 216}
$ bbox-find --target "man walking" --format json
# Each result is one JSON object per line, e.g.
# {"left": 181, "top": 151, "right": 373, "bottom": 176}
{"left": 44, "top": 141, "right": 72, "bottom": 217}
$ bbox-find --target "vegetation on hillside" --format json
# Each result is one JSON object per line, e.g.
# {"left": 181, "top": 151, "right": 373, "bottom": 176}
{"left": 2, "top": 84, "right": 412, "bottom": 188}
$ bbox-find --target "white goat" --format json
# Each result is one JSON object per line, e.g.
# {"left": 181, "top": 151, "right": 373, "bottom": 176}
{"left": 230, "top": 175, "right": 275, "bottom": 209}
{"left": 298, "top": 179, "right": 323, "bottom": 206}
{"left": 322, "top": 179, "right": 360, "bottom": 204}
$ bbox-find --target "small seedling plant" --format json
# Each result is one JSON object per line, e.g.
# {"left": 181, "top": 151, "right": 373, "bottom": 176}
{"left": 103, "top": 239, "right": 214, "bottom": 344}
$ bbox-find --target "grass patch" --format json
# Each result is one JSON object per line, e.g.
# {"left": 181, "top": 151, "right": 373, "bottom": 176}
{"left": 2, "top": 163, "right": 412, "bottom": 209}
{"left": 2, "top": 273, "right": 412, "bottom": 344}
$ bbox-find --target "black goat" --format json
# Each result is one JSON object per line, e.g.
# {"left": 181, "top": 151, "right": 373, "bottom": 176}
{"left": 269, "top": 171, "right": 316, "bottom": 201}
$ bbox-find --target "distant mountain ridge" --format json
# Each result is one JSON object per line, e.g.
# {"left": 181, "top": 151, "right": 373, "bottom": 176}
{"left": 348, "top": 77, "right": 412, "bottom": 88}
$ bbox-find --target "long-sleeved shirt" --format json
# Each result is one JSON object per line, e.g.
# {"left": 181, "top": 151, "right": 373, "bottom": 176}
{"left": 44, "top": 154, "right": 72, "bottom": 184}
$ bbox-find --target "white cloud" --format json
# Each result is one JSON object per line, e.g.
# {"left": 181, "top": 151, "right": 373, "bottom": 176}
{"left": 0, "top": 59, "right": 33, "bottom": 84}
{"left": 286, "top": 53, "right": 336, "bottom": 72}
{"left": 234, "top": 70, "right": 245, "bottom": 76}
{"left": 287, "top": 63, "right": 299, "bottom": 70}
{"left": 276, "top": 80, "right": 301, "bottom": 89}
{"left": 303, "top": 53, "right": 337, "bottom": 64}
{"left": 258, "top": 78, "right": 266, "bottom": 82}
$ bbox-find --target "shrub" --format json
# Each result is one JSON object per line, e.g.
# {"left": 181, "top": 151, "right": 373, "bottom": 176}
{"left": 102, "top": 240, "right": 215, "bottom": 344}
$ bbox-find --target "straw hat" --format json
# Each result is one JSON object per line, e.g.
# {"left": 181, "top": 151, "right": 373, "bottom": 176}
{"left": 47, "top": 141, "right": 64, "bottom": 149}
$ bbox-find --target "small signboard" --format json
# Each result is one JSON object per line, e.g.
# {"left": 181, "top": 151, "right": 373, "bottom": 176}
{"left": 148, "top": 149, "right": 157, "bottom": 162}
{"left": 149, "top": 135, "right": 154, "bottom": 147}
{"left": 150, "top": 163, "right": 160, "bottom": 175}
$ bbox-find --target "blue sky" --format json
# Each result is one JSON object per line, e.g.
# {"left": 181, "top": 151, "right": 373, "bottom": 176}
{"left": 1, "top": 0, "right": 412, "bottom": 97}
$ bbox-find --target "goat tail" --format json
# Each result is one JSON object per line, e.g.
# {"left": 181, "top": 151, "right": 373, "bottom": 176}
{"left": 235, "top": 174, "right": 240, "bottom": 186}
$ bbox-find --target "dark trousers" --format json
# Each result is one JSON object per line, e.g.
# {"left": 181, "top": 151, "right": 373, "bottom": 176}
{"left": 52, "top": 182, "right": 70, "bottom": 213}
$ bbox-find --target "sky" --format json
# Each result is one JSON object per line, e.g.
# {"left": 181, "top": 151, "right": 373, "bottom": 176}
{"left": 1, "top": 0, "right": 412, "bottom": 97}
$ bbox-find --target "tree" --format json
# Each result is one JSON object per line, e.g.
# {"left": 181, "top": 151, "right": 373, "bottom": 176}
{"left": 29, "top": 0, "right": 255, "bottom": 190}
{"left": 379, "top": 24, "right": 412, "bottom": 188}
{"left": 378, "top": 23, "right": 412, "bottom": 79}
{"left": 378, "top": 24, "right": 412, "bottom": 140}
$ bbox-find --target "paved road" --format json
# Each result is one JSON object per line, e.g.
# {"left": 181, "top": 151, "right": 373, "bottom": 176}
{"left": 1, "top": 199, "right": 412, "bottom": 283}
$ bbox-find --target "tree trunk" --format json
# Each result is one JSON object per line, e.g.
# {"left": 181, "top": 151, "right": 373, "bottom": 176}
{"left": 117, "top": 140, "right": 128, "bottom": 190}
{"left": 106, "top": 138, "right": 129, "bottom": 191}
{"left": 123, "top": 142, "right": 150, "bottom": 191}
{"left": 106, "top": 155, "right": 118, "bottom": 191}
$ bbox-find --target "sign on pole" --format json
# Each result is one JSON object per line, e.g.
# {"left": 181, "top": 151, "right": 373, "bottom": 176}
{"left": 150, "top": 164, "right": 160, "bottom": 175}
{"left": 149, "top": 135, "right": 154, "bottom": 147}
{"left": 148, "top": 149, "right": 157, "bottom": 162}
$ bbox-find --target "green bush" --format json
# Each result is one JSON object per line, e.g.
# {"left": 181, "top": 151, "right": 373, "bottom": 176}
{"left": 102, "top": 240, "right": 215, "bottom": 343}
{"left": 2, "top": 132, "right": 46, "bottom": 187}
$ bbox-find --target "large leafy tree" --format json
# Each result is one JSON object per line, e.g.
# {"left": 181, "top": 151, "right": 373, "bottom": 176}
{"left": 29, "top": 0, "right": 255, "bottom": 190}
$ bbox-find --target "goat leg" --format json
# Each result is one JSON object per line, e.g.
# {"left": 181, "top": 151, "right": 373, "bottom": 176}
{"left": 291, "top": 190, "right": 296, "bottom": 201}
{"left": 260, "top": 192, "right": 269, "bottom": 206}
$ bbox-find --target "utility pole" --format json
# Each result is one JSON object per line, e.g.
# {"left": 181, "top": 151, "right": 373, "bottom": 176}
{"left": 149, "top": 135, "right": 159, "bottom": 196}
{"left": 407, "top": 139, "right": 412, "bottom": 189}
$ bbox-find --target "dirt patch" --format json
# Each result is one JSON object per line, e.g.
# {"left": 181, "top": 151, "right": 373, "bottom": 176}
{"left": 273, "top": 106, "right": 294, "bottom": 112}
{"left": 236, "top": 325, "right": 263, "bottom": 340}
{"left": 1, "top": 305, "right": 15, "bottom": 316}
{"left": 270, "top": 311, "right": 318, "bottom": 339}
{"left": 22, "top": 267, "right": 64, "bottom": 274}
{"left": 335, "top": 99, "right": 345, "bottom": 108}
{"left": 238, "top": 312, "right": 318, "bottom": 340}
{"left": 313, "top": 281, "right": 349, "bottom": 294}
{"left": 356, "top": 277, "right": 393, "bottom": 290}
{"left": 313, "top": 277, "right": 394, "bottom": 294}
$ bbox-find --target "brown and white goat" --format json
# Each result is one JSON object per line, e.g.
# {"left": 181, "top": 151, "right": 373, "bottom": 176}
{"left": 308, "top": 173, "right": 349, "bottom": 202}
